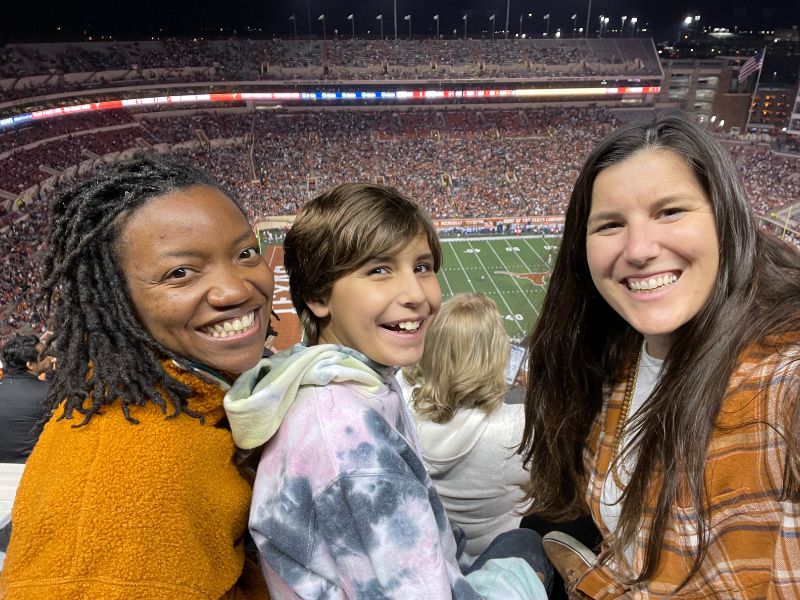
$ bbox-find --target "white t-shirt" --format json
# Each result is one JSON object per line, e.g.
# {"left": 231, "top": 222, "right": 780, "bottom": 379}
{"left": 599, "top": 344, "right": 663, "bottom": 565}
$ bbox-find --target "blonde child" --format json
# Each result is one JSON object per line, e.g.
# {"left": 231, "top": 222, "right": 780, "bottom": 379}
{"left": 401, "top": 293, "right": 529, "bottom": 558}
{"left": 225, "top": 184, "right": 550, "bottom": 599}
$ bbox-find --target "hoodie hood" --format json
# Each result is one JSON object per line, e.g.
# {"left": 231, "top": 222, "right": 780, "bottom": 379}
{"left": 224, "top": 343, "right": 388, "bottom": 449}
{"left": 413, "top": 408, "right": 491, "bottom": 476}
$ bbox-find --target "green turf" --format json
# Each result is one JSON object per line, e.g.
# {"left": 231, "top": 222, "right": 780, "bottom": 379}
{"left": 438, "top": 235, "right": 560, "bottom": 340}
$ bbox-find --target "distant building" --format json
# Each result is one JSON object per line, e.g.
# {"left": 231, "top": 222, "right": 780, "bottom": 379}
{"left": 748, "top": 85, "right": 797, "bottom": 132}
{"left": 788, "top": 88, "right": 800, "bottom": 136}
{"left": 658, "top": 58, "right": 750, "bottom": 131}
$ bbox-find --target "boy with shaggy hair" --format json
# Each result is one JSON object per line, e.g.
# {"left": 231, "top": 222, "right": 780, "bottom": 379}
{"left": 225, "top": 183, "right": 549, "bottom": 599}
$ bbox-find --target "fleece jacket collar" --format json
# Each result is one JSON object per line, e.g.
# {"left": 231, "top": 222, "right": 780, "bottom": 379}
{"left": 224, "top": 344, "right": 389, "bottom": 450}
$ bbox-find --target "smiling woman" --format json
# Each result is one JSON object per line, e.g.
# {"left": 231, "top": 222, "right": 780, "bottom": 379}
{"left": 521, "top": 116, "right": 800, "bottom": 598}
{"left": 586, "top": 148, "right": 720, "bottom": 360}
{"left": 522, "top": 118, "right": 800, "bottom": 598}
{"left": 120, "top": 185, "right": 273, "bottom": 376}
{"left": 0, "top": 156, "right": 273, "bottom": 599}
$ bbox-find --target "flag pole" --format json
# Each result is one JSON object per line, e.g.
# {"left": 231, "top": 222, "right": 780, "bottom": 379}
{"left": 782, "top": 204, "right": 794, "bottom": 240}
{"left": 744, "top": 46, "right": 767, "bottom": 132}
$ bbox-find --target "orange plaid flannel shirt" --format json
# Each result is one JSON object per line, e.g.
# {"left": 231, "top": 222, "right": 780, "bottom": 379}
{"left": 577, "top": 338, "right": 800, "bottom": 598}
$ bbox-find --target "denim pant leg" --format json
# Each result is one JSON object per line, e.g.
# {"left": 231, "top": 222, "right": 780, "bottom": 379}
{"left": 0, "top": 522, "right": 10, "bottom": 553}
{"left": 464, "top": 528, "right": 554, "bottom": 596}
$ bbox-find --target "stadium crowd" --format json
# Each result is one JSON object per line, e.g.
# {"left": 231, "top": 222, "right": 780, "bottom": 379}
{"left": 1, "top": 106, "right": 798, "bottom": 348}
{"left": 0, "top": 38, "right": 660, "bottom": 103}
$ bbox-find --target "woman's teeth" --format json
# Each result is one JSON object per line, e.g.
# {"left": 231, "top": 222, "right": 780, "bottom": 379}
{"left": 202, "top": 311, "right": 256, "bottom": 337}
{"left": 627, "top": 274, "right": 678, "bottom": 292}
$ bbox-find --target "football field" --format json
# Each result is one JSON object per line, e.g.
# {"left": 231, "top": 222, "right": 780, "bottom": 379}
{"left": 438, "top": 235, "right": 560, "bottom": 340}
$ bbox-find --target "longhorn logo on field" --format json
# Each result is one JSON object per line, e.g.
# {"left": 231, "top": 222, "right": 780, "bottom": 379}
{"left": 495, "top": 271, "right": 550, "bottom": 286}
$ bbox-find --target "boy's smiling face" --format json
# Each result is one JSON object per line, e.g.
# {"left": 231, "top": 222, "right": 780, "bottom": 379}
{"left": 307, "top": 233, "right": 442, "bottom": 367}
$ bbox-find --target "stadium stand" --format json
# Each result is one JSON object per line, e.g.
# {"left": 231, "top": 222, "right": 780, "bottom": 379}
{"left": 0, "top": 38, "right": 661, "bottom": 103}
{"left": 0, "top": 34, "right": 796, "bottom": 347}
{"left": 2, "top": 105, "right": 799, "bottom": 348}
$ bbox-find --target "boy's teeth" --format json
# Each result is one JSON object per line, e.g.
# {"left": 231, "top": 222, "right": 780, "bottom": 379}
{"left": 204, "top": 312, "right": 255, "bottom": 337}
{"left": 393, "top": 321, "right": 421, "bottom": 331}
{"left": 627, "top": 274, "right": 678, "bottom": 291}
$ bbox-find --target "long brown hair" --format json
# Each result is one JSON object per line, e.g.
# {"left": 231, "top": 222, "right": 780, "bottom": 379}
{"left": 519, "top": 116, "right": 800, "bottom": 586}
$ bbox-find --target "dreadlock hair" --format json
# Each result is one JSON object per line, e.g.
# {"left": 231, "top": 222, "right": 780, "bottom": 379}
{"left": 42, "top": 154, "right": 239, "bottom": 426}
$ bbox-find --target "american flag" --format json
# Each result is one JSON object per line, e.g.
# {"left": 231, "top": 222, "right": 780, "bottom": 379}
{"left": 738, "top": 52, "right": 763, "bottom": 84}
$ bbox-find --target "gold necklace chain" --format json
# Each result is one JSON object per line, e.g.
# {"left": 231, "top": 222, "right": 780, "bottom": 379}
{"left": 611, "top": 347, "right": 642, "bottom": 491}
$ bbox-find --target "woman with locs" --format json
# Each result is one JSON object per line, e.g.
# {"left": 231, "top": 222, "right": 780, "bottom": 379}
{"left": 0, "top": 155, "right": 274, "bottom": 599}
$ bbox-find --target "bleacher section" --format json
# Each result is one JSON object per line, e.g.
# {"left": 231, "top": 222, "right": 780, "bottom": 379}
{"left": 2, "top": 105, "right": 799, "bottom": 349}
{"left": 0, "top": 39, "right": 661, "bottom": 105}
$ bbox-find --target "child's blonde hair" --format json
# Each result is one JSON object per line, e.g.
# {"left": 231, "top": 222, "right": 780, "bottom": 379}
{"left": 404, "top": 293, "right": 510, "bottom": 423}
{"left": 283, "top": 183, "right": 442, "bottom": 344}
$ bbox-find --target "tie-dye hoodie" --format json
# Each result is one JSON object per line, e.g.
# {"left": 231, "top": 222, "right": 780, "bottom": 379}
{"left": 225, "top": 344, "right": 545, "bottom": 600}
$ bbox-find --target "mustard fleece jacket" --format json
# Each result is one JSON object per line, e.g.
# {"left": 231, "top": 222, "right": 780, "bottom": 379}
{"left": 0, "top": 363, "right": 268, "bottom": 600}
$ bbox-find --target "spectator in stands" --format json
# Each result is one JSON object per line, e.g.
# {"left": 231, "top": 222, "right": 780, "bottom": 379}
{"left": 0, "top": 334, "right": 48, "bottom": 463}
{"left": 521, "top": 116, "right": 800, "bottom": 597}
{"left": 224, "top": 183, "right": 552, "bottom": 599}
{"left": 0, "top": 155, "right": 273, "bottom": 599}
{"left": 2, "top": 106, "right": 797, "bottom": 348}
{"left": 400, "top": 293, "right": 530, "bottom": 558}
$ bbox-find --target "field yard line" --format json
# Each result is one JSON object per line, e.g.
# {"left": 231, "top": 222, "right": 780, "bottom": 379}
{"left": 521, "top": 237, "right": 547, "bottom": 263}
{"left": 266, "top": 245, "right": 278, "bottom": 265}
{"left": 485, "top": 242, "right": 540, "bottom": 316}
{"left": 449, "top": 244, "right": 478, "bottom": 293}
{"left": 467, "top": 240, "right": 525, "bottom": 335}
{"left": 439, "top": 248, "right": 456, "bottom": 296}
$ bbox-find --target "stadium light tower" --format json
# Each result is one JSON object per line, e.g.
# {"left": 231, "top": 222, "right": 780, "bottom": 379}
{"left": 405, "top": 14, "right": 412, "bottom": 39}
{"left": 433, "top": 14, "right": 439, "bottom": 39}
{"left": 621, "top": 16, "right": 627, "bottom": 36}
{"left": 599, "top": 14, "right": 604, "bottom": 37}
{"left": 584, "top": 0, "right": 592, "bottom": 38}
{"left": 376, "top": 14, "right": 384, "bottom": 40}
{"left": 630, "top": 17, "right": 637, "bottom": 37}
{"left": 681, "top": 15, "right": 692, "bottom": 41}
{"left": 463, "top": 14, "right": 468, "bottom": 40}
{"left": 490, "top": 14, "right": 496, "bottom": 40}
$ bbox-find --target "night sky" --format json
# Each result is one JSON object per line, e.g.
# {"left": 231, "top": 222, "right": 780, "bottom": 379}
{"left": 3, "top": 0, "right": 798, "bottom": 43}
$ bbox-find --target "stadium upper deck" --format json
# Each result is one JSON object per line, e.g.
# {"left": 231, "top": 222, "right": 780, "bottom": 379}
{"left": 0, "top": 38, "right": 661, "bottom": 106}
